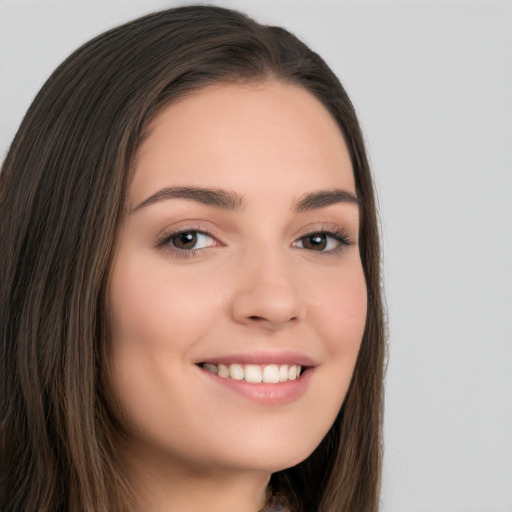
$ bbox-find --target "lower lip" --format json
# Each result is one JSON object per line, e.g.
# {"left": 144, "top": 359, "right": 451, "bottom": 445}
{"left": 200, "top": 367, "right": 314, "bottom": 405}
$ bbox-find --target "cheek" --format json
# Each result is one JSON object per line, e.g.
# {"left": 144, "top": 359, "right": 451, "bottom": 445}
{"left": 106, "top": 256, "right": 204, "bottom": 441}
{"left": 109, "top": 254, "right": 162, "bottom": 346}
{"left": 312, "top": 264, "right": 368, "bottom": 355}
{"left": 108, "top": 254, "right": 210, "bottom": 353}
{"left": 280, "top": 264, "right": 366, "bottom": 463}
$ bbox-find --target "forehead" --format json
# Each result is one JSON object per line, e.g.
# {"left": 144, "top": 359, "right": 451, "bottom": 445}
{"left": 131, "top": 80, "right": 355, "bottom": 206}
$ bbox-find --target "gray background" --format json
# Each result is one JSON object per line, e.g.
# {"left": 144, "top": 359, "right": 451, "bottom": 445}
{"left": 1, "top": 1, "right": 511, "bottom": 511}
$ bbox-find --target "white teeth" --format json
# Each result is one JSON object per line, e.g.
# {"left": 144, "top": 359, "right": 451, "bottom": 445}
{"left": 229, "top": 363, "right": 244, "bottom": 380}
{"left": 204, "top": 363, "right": 302, "bottom": 383}
{"left": 244, "top": 365, "right": 262, "bottom": 383}
{"left": 217, "top": 363, "right": 230, "bottom": 378}
{"left": 203, "top": 363, "right": 218, "bottom": 374}
{"left": 288, "top": 365, "right": 298, "bottom": 380}
{"left": 262, "top": 364, "right": 279, "bottom": 383}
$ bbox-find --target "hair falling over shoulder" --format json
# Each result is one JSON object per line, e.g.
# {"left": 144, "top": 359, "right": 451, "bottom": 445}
{"left": 0, "top": 5, "right": 385, "bottom": 511}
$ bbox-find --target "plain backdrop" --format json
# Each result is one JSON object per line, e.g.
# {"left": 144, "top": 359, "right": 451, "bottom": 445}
{"left": 1, "top": 1, "right": 511, "bottom": 511}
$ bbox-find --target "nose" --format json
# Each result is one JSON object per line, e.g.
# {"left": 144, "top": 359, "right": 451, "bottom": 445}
{"left": 231, "top": 252, "right": 307, "bottom": 330}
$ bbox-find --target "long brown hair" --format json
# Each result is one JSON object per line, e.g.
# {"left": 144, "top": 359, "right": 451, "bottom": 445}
{"left": 1, "top": 6, "right": 385, "bottom": 511}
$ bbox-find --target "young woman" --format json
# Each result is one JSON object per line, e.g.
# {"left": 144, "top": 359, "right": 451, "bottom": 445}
{"left": 0, "top": 6, "right": 385, "bottom": 512}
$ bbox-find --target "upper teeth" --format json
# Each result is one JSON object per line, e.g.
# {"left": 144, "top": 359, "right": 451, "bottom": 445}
{"left": 202, "top": 363, "right": 302, "bottom": 383}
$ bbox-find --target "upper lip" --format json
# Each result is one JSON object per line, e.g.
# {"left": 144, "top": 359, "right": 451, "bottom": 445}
{"left": 196, "top": 351, "right": 317, "bottom": 367}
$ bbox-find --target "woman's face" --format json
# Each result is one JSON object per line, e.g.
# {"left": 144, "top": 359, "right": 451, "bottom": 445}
{"left": 108, "top": 81, "right": 367, "bottom": 475}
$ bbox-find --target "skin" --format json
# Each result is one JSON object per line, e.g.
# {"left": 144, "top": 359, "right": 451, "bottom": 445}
{"left": 108, "top": 80, "right": 367, "bottom": 512}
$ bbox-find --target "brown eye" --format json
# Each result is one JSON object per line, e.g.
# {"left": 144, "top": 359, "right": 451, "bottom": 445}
{"left": 165, "top": 230, "right": 215, "bottom": 251}
{"left": 301, "top": 234, "right": 328, "bottom": 251}
{"left": 294, "top": 231, "right": 350, "bottom": 253}
{"left": 171, "top": 231, "right": 198, "bottom": 249}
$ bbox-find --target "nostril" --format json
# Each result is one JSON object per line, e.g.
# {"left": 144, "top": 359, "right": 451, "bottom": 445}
{"left": 247, "top": 314, "right": 298, "bottom": 326}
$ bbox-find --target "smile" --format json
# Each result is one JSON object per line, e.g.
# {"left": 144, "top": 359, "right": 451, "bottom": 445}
{"left": 200, "top": 363, "right": 303, "bottom": 383}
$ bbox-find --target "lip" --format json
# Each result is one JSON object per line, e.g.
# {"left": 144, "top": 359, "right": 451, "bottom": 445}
{"left": 196, "top": 350, "right": 317, "bottom": 367}
{"left": 197, "top": 353, "right": 316, "bottom": 405}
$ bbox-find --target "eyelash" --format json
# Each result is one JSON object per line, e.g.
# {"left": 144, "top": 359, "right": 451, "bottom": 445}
{"left": 156, "top": 229, "right": 219, "bottom": 259}
{"left": 293, "top": 228, "right": 351, "bottom": 254}
{"left": 156, "top": 227, "right": 351, "bottom": 259}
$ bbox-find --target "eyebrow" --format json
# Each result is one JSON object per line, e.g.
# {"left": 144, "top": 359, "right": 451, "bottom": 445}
{"left": 130, "top": 185, "right": 359, "bottom": 214}
{"left": 293, "top": 189, "right": 359, "bottom": 212}
{"left": 131, "top": 186, "right": 245, "bottom": 213}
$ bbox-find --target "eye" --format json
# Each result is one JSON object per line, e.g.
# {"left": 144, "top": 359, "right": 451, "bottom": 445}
{"left": 294, "top": 231, "right": 350, "bottom": 253}
{"left": 163, "top": 230, "right": 216, "bottom": 251}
